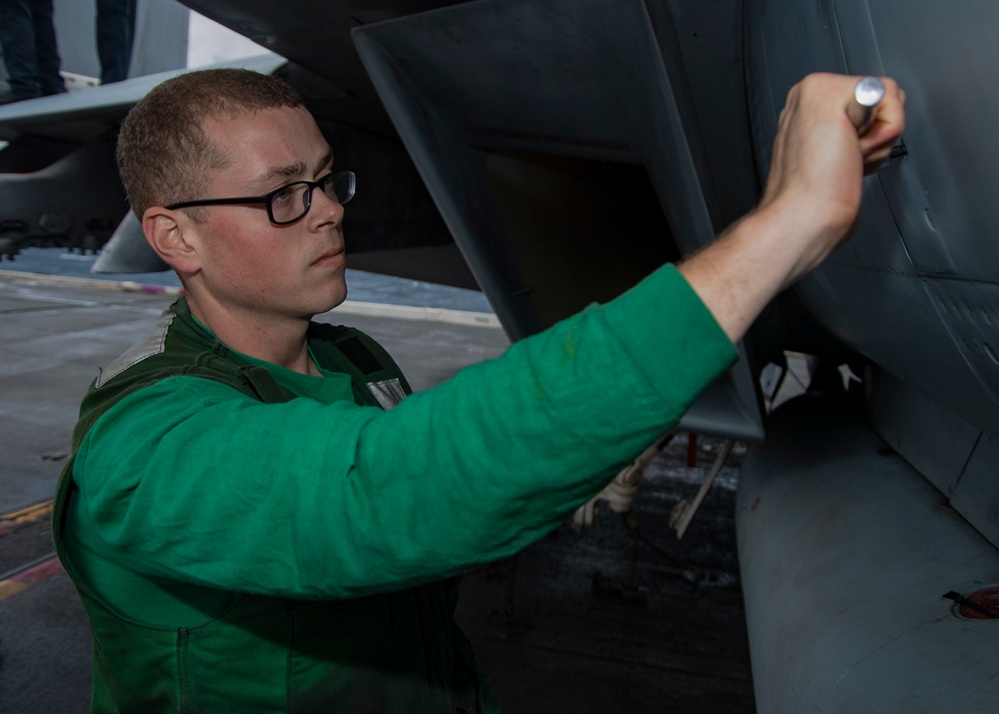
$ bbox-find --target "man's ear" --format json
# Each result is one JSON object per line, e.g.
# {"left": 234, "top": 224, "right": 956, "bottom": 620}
{"left": 142, "top": 207, "right": 201, "bottom": 276}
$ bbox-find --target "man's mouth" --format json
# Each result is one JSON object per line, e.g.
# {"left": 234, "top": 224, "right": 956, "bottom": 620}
{"left": 313, "top": 246, "right": 345, "bottom": 267}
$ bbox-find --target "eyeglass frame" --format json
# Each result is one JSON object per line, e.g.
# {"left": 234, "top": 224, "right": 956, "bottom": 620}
{"left": 165, "top": 170, "right": 355, "bottom": 226}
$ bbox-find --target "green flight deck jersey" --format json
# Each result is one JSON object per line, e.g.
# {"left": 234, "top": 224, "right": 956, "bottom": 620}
{"left": 54, "top": 263, "right": 737, "bottom": 712}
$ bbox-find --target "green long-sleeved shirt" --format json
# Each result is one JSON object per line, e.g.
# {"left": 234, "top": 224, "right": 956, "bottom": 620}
{"left": 61, "top": 263, "right": 736, "bottom": 711}
{"left": 70, "top": 264, "right": 734, "bottom": 601}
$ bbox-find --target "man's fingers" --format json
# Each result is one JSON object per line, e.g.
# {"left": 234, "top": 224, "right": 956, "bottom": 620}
{"left": 857, "top": 77, "right": 906, "bottom": 169}
{"left": 846, "top": 76, "right": 887, "bottom": 135}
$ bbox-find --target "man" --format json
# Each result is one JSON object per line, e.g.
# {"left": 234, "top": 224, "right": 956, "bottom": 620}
{"left": 54, "top": 68, "right": 904, "bottom": 712}
{"left": 96, "top": 0, "right": 136, "bottom": 85}
{"left": 0, "top": 0, "right": 66, "bottom": 104}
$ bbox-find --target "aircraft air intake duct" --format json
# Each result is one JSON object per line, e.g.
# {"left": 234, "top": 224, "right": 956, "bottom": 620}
{"left": 353, "top": 0, "right": 764, "bottom": 440}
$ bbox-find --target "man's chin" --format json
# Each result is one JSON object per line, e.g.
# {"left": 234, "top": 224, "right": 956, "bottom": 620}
{"left": 319, "top": 285, "right": 348, "bottom": 315}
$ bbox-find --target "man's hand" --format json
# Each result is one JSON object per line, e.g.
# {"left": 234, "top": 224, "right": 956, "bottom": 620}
{"left": 760, "top": 73, "right": 906, "bottom": 268}
{"left": 678, "top": 73, "right": 906, "bottom": 343}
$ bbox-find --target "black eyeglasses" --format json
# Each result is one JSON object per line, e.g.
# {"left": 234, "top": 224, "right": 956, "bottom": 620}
{"left": 166, "top": 171, "right": 355, "bottom": 225}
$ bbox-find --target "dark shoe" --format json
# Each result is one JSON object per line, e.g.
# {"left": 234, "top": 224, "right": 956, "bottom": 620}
{"left": 0, "top": 89, "right": 40, "bottom": 106}
{"left": 0, "top": 90, "right": 24, "bottom": 106}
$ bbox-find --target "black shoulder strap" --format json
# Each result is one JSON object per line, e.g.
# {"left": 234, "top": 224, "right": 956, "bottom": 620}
{"left": 308, "top": 322, "right": 412, "bottom": 407}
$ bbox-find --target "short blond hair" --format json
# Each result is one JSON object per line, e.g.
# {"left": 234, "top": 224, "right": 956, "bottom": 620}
{"left": 116, "top": 68, "right": 304, "bottom": 220}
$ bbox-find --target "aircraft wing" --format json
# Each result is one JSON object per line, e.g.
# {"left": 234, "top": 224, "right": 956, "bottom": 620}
{"left": 0, "top": 54, "right": 287, "bottom": 143}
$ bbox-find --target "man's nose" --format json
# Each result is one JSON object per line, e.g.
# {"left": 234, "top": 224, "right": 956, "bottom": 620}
{"left": 309, "top": 184, "right": 344, "bottom": 224}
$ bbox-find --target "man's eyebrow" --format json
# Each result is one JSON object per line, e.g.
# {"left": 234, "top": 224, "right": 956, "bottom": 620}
{"left": 313, "top": 148, "right": 335, "bottom": 175}
{"left": 254, "top": 148, "right": 335, "bottom": 188}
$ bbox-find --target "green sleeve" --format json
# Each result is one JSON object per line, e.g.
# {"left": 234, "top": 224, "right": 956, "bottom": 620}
{"left": 74, "top": 264, "right": 736, "bottom": 599}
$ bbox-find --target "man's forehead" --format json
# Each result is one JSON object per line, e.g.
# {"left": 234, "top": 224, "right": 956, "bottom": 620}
{"left": 200, "top": 106, "right": 333, "bottom": 185}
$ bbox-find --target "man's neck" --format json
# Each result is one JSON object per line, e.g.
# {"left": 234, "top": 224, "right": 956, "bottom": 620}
{"left": 185, "top": 294, "right": 317, "bottom": 375}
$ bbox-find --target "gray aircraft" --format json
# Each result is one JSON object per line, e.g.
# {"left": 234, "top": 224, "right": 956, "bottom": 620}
{"left": 0, "top": 1, "right": 996, "bottom": 711}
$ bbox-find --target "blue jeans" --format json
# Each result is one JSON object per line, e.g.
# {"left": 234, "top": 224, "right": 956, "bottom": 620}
{"left": 0, "top": 0, "right": 65, "bottom": 98}
{"left": 96, "top": 0, "right": 135, "bottom": 84}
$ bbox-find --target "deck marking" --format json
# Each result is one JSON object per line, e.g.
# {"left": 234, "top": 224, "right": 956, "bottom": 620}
{"left": 0, "top": 554, "right": 63, "bottom": 601}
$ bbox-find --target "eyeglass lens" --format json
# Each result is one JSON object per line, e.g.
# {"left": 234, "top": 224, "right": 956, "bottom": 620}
{"left": 270, "top": 173, "right": 355, "bottom": 223}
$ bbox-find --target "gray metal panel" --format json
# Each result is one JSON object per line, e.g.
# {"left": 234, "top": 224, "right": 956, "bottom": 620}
{"left": 799, "top": 260, "right": 997, "bottom": 440}
{"left": 868, "top": 367, "right": 980, "bottom": 499}
{"left": 924, "top": 278, "right": 999, "bottom": 409}
{"left": 738, "top": 393, "right": 999, "bottom": 712}
{"left": 951, "top": 434, "right": 999, "bottom": 550}
{"left": 679, "top": 357, "right": 765, "bottom": 441}
{"left": 745, "top": 0, "right": 999, "bottom": 442}
{"left": 867, "top": 0, "right": 999, "bottom": 280}
{"left": 868, "top": 364, "right": 999, "bottom": 555}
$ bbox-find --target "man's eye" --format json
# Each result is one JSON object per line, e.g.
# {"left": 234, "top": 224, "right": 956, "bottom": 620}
{"left": 271, "top": 187, "right": 294, "bottom": 205}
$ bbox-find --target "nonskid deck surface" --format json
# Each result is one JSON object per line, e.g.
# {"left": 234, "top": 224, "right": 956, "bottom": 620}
{"left": 0, "top": 270, "right": 754, "bottom": 713}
